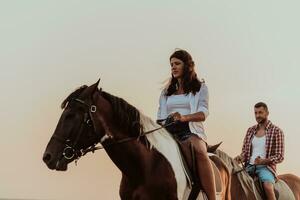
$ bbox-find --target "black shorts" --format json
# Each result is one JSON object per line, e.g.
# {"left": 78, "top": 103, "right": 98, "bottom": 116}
{"left": 165, "top": 121, "right": 193, "bottom": 141}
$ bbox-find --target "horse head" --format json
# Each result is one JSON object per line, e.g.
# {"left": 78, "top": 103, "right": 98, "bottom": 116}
{"left": 42, "top": 79, "right": 112, "bottom": 171}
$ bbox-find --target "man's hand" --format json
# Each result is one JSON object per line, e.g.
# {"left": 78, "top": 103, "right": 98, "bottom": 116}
{"left": 254, "top": 156, "right": 263, "bottom": 165}
{"left": 254, "top": 156, "right": 271, "bottom": 165}
{"left": 234, "top": 155, "right": 243, "bottom": 164}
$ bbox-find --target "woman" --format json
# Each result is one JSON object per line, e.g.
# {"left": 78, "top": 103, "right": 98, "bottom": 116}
{"left": 157, "top": 49, "right": 216, "bottom": 200}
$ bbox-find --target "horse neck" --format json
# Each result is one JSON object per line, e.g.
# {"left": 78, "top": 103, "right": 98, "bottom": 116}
{"left": 104, "top": 129, "right": 149, "bottom": 180}
{"left": 97, "top": 113, "right": 148, "bottom": 179}
{"left": 95, "top": 93, "right": 152, "bottom": 181}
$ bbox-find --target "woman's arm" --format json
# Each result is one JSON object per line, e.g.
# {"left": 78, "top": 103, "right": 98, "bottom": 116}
{"left": 171, "top": 84, "right": 209, "bottom": 123}
{"left": 156, "top": 90, "right": 167, "bottom": 125}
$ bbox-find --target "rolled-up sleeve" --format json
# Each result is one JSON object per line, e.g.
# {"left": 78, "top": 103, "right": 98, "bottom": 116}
{"left": 197, "top": 84, "right": 209, "bottom": 119}
{"left": 241, "top": 128, "right": 252, "bottom": 162}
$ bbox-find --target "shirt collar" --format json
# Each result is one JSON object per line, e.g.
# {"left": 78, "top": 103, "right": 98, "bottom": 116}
{"left": 265, "top": 120, "right": 272, "bottom": 130}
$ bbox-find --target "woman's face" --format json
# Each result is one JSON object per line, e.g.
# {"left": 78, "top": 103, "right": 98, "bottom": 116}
{"left": 170, "top": 57, "right": 184, "bottom": 79}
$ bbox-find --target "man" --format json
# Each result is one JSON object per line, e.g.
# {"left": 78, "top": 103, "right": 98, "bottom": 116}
{"left": 235, "top": 102, "right": 284, "bottom": 200}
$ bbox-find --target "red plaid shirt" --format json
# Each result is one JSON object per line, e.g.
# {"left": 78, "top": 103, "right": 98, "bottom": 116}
{"left": 241, "top": 120, "right": 284, "bottom": 175}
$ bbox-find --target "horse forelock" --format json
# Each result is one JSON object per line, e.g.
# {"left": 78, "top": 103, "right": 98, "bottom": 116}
{"left": 61, "top": 85, "right": 88, "bottom": 109}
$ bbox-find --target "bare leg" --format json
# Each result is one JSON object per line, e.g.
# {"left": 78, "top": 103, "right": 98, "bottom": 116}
{"left": 193, "top": 138, "right": 216, "bottom": 200}
{"left": 263, "top": 182, "right": 276, "bottom": 200}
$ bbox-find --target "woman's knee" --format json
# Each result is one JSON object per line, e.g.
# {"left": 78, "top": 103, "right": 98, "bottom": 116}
{"left": 263, "top": 182, "right": 274, "bottom": 192}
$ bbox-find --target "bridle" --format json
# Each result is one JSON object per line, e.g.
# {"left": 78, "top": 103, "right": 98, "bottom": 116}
{"left": 51, "top": 97, "right": 176, "bottom": 163}
{"left": 51, "top": 98, "right": 98, "bottom": 162}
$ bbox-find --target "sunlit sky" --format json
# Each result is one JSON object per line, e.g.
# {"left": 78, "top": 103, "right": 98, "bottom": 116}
{"left": 1, "top": 1, "right": 300, "bottom": 199}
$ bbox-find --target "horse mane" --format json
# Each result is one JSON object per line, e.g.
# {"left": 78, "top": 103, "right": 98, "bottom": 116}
{"left": 101, "top": 91, "right": 143, "bottom": 138}
{"left": 61, "top": 85, "right": 88, "bottom": 109}
{"left": 214, "top": 149, "right": 242, "bottom": 173}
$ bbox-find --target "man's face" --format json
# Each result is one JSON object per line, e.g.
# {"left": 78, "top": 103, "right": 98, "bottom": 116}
{"left": 254, "top": 106, "right": 269, "bottom": 124}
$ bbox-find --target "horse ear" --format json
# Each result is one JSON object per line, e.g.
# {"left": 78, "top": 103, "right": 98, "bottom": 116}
{"left": 90, "top": 78, "right": 101, "bottom": 93}
{"left": 207, "top": 142, "right": 222, "bottom": 153}
{"left": 95, "top": 78, "right": 100, "bottom": 88}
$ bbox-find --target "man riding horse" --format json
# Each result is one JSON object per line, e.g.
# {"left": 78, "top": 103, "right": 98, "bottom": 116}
{"left": 235, "top": 102, "right": 285, "bottom": 200}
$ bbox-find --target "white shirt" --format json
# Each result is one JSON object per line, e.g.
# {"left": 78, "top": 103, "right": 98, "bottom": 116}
{"left": 250, "top": 135, "right": 266, "bottom": 164}
{"left": 166, "top": 94, "right": 191, "bottom": 116}
{"left": 157, "top": 83, "right": 209, "bottom": 141}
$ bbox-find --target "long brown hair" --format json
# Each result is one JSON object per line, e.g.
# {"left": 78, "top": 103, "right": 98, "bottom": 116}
{"left": 165, "top": 49, "right": 203, "bottom": 96}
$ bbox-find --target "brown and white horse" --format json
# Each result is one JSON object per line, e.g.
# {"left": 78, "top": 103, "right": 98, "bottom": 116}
{"left": 43, "top": 80, "right": 230, "bottom": 200}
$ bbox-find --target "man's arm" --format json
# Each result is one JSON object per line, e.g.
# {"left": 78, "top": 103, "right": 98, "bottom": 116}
{"left": 234, "top": 128, "right": 251, "bottom": 164}
{"left": 269, "top": 129, "right": 284, "bottom": 164}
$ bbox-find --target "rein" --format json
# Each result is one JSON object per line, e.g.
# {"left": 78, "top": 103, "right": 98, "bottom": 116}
{"left": 80, "top": 118, "right": 175, "bottom": 156}
{"left": 233, "top": 163, "right": 257, "bottom": 175}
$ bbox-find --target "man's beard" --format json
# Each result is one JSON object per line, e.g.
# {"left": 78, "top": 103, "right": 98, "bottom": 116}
{"left": 256, "top": 117, "right": 267, "bottom": 124}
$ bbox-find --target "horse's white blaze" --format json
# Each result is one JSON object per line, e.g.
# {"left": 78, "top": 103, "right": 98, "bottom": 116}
{"left": 139, "top": 114, "right": 190, "bottom": 200}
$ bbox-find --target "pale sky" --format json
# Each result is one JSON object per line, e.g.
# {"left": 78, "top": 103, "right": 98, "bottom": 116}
{"left": 1, "top": 1, "right": 300, "bottom": 199}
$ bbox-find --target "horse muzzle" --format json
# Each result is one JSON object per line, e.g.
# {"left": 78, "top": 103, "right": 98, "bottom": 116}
{"left": 43, "top": 151, "right": 68, "bottom": 171}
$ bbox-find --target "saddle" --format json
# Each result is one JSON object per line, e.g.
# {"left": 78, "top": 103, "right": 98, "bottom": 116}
{"left": 175, "top": 134, "right": 223, "bottom": 200}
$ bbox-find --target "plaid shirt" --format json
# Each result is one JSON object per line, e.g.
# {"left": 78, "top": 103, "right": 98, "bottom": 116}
{"left": 241, "top": 120, "right": 284, "bottom": 175}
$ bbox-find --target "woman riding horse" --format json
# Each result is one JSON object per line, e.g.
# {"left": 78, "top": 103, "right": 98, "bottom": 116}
{"left": 157, "top": 49, "right": 216, "bottom": 200}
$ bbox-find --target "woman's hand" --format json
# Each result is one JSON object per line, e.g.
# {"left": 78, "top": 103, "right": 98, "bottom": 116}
{"left": 169, "top": 111, "right": 205, "bottom": 123}
{"left": 170, "top": 112, "right": 187, "bottom": 122}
